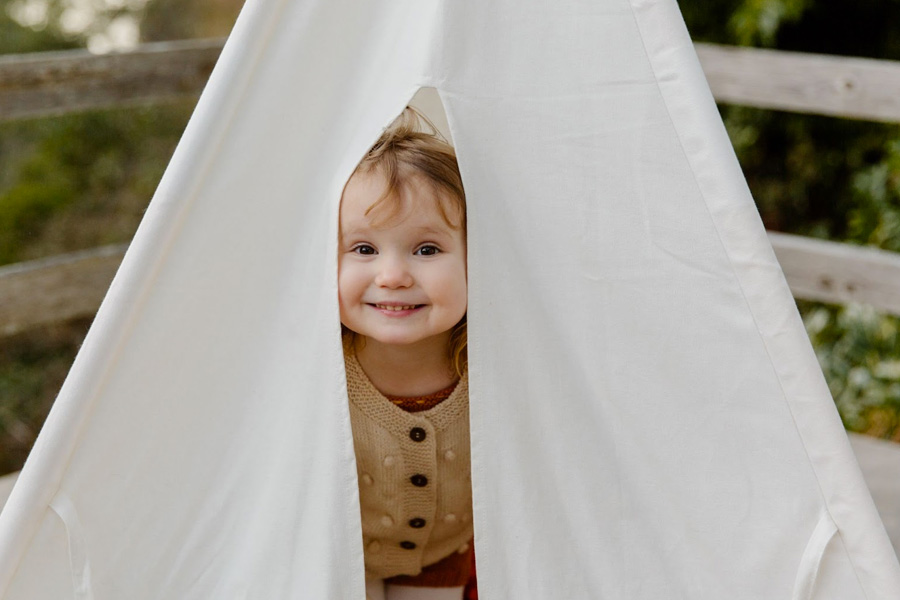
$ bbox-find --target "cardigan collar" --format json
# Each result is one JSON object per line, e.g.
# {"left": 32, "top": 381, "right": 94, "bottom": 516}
{"left": 344, "top": 351, "right": 469, "bottom": 434}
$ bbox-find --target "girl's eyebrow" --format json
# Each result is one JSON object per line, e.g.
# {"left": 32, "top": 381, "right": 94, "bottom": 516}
{"left": 410, "top": 225, "right": 454, "bottom": 237}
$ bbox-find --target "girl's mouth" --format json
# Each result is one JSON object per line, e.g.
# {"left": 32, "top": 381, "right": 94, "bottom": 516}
{"left": 371, "top": 303, "right": 422, "bottom": 311}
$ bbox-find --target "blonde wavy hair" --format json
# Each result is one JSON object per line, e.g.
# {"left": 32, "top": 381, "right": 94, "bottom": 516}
{"left": 341, "top": 107, "right": 468, "bottom": 377}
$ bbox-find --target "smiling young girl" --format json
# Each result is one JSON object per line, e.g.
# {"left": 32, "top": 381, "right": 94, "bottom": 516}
{"left": 339, "top": 108, "right": 473, "bottom": 600}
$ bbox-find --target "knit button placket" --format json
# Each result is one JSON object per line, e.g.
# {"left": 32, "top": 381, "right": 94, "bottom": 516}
{"left": 398, "top": 421, "right": 435, "bottom": 568}
{"left": 347, "top": 353, "right": 469, "bottom": 579}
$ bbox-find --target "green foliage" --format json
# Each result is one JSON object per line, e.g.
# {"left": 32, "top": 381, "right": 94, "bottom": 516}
{"left": 140, "top": 0, "right": 242, "bottom": 41}
{"left": 803, "top": 136, "right": 900, "bottom": 440}
{"left": 1, "top": 0, "right": 152, "bottom": 54}
{"left": 728, "top": 0, "right": 812, "bottom": 46}
{"left": 0, "top": 321, "right": 88, "bottom": 475}
{"left": 848, "top": 139, "right": 900, "bottom": 252}
{"left": 0, "top": 180, "right": 71, "bottom": 263}
{"left": 0, "top": 3, "right": 80, "bottom": 54}
{"left": 802, "top": 302, "right": 900, "bottom": 438}
{"left": 0, "top": 103, "right": 193, "bottom": 265}
{"left": 680, "top": 0, "right": 811, "bottom": 47}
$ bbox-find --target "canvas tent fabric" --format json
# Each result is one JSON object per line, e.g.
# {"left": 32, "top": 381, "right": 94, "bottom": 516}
{"left": 1, "top": 0, "right": 899, "bottom": 597}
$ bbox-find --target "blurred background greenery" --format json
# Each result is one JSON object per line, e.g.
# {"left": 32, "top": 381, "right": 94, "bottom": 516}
{"left": 0, "top": 0, "right": 245, "bottom": 475}
{"left": 1, "top": 0, "right": 899, "bottom": 476}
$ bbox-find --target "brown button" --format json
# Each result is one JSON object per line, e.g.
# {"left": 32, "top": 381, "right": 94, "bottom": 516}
{"left": 410, "top": 474, "right": 428, "bottom": 487}
{"left": 408, "top": 518, "right": 426, "bottom": 528}
{"left": 409, "top": 427, "right": 427, "bottom": 442}
{"left": 400, "top": 541, "right": 416, "bottom": 550}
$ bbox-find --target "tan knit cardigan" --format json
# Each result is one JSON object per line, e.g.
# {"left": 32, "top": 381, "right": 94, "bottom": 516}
{"left": 345, "top": 352, "right": 474, "bottom": 580}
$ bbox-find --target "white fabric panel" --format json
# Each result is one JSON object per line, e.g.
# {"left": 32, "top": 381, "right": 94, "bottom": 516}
{"left": 1, "top": 0, "right": 899, "bottom": 598}
{"left": 0, "top": 0, "right": 441, "bottom": 597}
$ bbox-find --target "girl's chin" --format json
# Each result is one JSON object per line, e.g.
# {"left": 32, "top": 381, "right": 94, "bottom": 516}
{"left": 361, "top": 332, "right": 451, "bottom": 349}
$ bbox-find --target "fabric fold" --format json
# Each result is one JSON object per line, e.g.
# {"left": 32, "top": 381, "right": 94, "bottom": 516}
{"left": 49, "top": 493, "right": 94, "bottom": 600}
{"left": 792, "top": 511, "right": 838, "bottom": 600}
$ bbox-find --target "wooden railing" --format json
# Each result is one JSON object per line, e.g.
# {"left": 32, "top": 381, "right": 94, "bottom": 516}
{"left": 0, "top": 39, "right": 222, "bottom": 121}
{"left": 4, "top": 41, "right": 900, "bottom": 123}
{"left": 2, "top": 40, "right": 900, "bottom": 336}
{"left": 0, "top": 245, "right": 126, "bottom": 337}
{"left": 695, "top": 44, "right": 900, "bottom": 122}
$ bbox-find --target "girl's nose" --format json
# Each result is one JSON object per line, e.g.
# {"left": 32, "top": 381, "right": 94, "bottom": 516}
{"left": 374, "top": 256, "right": 413, "bottom": 289}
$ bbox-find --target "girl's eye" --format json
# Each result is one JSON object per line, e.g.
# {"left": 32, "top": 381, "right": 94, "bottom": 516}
{"left": 415, "top": 245, "right": 441, "bottom": 256}
{"left": 353, "top": 244, "right": 376, "bottom": 255}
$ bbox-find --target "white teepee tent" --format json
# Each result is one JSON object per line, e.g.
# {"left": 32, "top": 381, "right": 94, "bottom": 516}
{"left": 1, "top": 0, "right": 898, "bottom": 598}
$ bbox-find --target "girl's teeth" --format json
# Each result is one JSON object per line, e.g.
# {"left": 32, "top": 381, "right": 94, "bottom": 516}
{"left": 377, "top": 304, "right": 416, "bottom": 311}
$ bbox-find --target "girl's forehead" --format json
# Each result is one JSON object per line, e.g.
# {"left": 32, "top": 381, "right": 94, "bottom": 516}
{"left": 340, "top": 171, "right": 457, "bottom": 231}
{"left": 341, "top": 199, "right": 452, "bottom": 236}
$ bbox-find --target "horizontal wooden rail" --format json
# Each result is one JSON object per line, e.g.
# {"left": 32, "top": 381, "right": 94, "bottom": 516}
{"left": 1, "top": 233, "right": 898, "bottom": 337}
{"left": 3, "top": 41, "right": 900, "bottom": 122}
{"left": 0, "top": 245, "right": 125, "bottom": 336}
{"left": 0, "top": 39, "right": 222, "bottom": 121}
{"left": 696, "top": 44, "right": 900, "bottom": 123}
{"left": 769, "top": 232, "right": 900, "bottom": 314}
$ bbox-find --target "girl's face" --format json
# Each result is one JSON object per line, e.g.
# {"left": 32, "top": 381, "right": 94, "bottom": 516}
{"left": 339, "top": 170, "right": 467, "bottom": 351}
